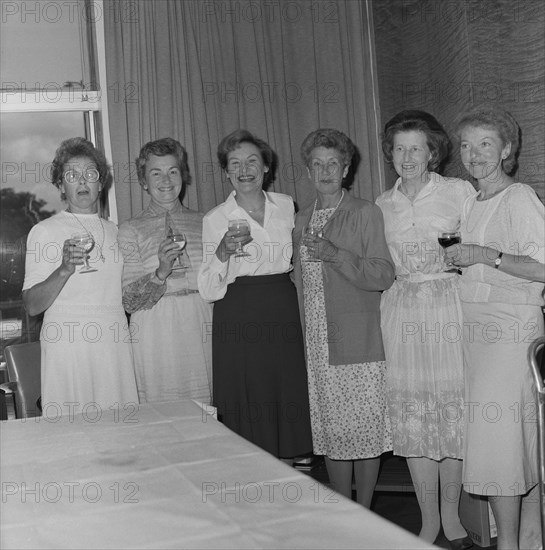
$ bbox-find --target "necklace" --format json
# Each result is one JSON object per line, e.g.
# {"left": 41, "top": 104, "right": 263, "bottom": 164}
{"left": 311, "top": 191, "right": 345, "bottom": 230}
{"left": 67, "top": 210, "right": 106, "bottom": 262}
{"left": 314, "top": 190, "right": 344, "bottom": 212}
{"left": 247, "top": 204, "right": 265, "bottom": 213}
{"left": 477, "top": 183, "right": 511, "bottom": 201}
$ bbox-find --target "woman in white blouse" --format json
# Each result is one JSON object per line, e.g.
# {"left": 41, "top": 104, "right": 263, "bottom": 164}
{"left": 376, "top": 111, "right": 475, "bottom": 548}
{"left": 445, "top": 107, "right": 544, "bottom": 550}
{"left": 198, "top": 129, "right": 312, "bottom": 461}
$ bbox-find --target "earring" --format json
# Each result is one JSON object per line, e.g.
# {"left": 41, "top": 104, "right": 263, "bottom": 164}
{"left": 60, "top": 191, "right": 66, "bottom": 201}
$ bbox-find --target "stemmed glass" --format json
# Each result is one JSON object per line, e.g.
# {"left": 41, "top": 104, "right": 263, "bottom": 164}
{"left": 170, "top": 232, "right": 189, "bottom": 270}
{"left": 72, "top": 232, "right": 97, "bottom": 273}
{"left": 228, "top": 219, "right": 251, "bottom": 257}
{"left": 438, "top": 230, "right": 461, "bottom": 273}
{"left": 438, "top": 230, "right": 461, "bottom": 249}
{"left": 302, "top": 224, "right": 322, "bottom": 262}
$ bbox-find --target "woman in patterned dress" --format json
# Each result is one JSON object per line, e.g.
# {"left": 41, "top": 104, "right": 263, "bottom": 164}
{"left": 376, "top": 111, "right": 475, "bottom": 547}
{"left": 445, "top": 107, "right": 544, "bottom": 550}
{"left": 293, "top": 128, "right": 395, "bottom": 507}
{"left": 118, "top": 138, "right": 212, "bottom": 404}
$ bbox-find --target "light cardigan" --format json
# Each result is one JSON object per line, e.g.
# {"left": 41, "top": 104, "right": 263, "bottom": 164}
{"left": 293, "top": 192, "right": 395, "bottom": 365}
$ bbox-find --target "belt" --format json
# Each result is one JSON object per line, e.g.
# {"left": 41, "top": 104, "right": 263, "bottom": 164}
{"left": 395, "top": 272, "right": 456, "bottom": 282}
{"left": 164, "top": 289, "right": 200, "bottom": 297}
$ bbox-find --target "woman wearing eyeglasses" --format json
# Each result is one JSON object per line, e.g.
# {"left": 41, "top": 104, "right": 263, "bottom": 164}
{"left": 22, "top": 137, "right": 138, "bottom": 417}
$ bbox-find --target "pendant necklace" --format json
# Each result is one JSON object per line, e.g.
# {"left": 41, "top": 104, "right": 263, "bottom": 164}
{"left": 67, "top": 209, "right": 106, "bottom": 262}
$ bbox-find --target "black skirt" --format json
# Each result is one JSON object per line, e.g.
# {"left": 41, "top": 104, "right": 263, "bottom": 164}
{"left": 213, "top": 273, "right": 312, "bottom": 458}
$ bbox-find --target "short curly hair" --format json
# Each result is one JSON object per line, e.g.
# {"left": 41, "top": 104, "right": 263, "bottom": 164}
{"left": 455, "top": 106, "right": 520, "bottom": 175}
{"left": 50, "top": 137, "right": 112, "bottom": 192}
{"left": 217, "top": 129, "right": 275, "bottom": 186}
{"left": 381, "top": 110, "right": 451, "bottom": 172}
{"left": 136, "top": 137, "right": 191, "bottom": 186}
{"left": 300, "top": 128, "right": 355, "bottom": 168}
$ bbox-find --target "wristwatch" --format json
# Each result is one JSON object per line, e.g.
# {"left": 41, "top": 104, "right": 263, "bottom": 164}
{"left": 494, "top": 251, "right": 503, "bottom": 269}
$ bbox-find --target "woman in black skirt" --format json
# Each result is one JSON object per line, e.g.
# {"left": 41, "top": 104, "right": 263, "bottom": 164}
{"left": 198, "top": 129, "right": 312, "bottom": 461}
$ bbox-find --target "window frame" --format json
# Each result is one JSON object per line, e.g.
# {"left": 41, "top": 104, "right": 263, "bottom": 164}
{"left": 0, "top": 0, "right": 117, "bottom": 222}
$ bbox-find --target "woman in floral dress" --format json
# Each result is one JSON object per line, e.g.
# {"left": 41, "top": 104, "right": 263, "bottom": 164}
{"left": 293, "top": 128, "right": 395, "bottom": 507}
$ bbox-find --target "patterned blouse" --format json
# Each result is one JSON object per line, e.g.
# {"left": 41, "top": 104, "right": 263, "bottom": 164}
{"left": 118, "top": 201, "right": 204, "bottom": 313}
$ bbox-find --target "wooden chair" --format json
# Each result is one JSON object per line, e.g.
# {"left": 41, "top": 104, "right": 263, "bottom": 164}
{"left": 0, "top": 341, "right": 41, "bottom": 419}
{"left": 528, "top": 336, "right": 545, "bottom": 548}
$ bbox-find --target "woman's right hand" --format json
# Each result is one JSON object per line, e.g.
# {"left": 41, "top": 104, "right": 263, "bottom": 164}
{"left": 156, "top": 237, "right": 181, "bottom": 280}
{"left": 215, "top": 229, "right": 253, "bottom": 263}
{"left": 60, "top": 238, "right": 85, "bottom": 276}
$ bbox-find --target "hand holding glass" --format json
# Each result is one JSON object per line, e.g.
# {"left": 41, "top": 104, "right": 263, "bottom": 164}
{"left": 170, "top": 233, "right": 189, "bottom": 270}
{"left": 438, "top": 231, "right": 461, "bottom": 272}
{"left": 302, "top": 225, "right": 322, "bottom": 262}
{"left": 228, "top": 219, "right": 251, "bottom": 257}
{"left": 71, "top": 232, "right": 97, "bottom": 273}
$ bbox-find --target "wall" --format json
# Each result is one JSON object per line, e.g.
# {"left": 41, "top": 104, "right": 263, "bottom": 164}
{"left": 372, "top": 0, "right": 545, "bottom": 199}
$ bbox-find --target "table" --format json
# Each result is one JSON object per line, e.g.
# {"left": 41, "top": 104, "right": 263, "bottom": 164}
{"left": 1, "top": 400, "right": 436, "bottom": 549}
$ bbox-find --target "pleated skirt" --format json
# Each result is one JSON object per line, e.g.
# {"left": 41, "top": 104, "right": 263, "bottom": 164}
{"left": 212, "top": 273, "right": 313, "bottom": 458}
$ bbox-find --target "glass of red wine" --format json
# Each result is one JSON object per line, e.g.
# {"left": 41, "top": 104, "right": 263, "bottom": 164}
{"left": 438, "top": 231, "right": 461, "bottom": 248}
{"left": 438, "top": 231, "right": 461, "bottom": 273}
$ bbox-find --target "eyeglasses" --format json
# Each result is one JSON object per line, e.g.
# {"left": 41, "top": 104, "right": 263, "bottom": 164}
{"left": 63, "top": 168, "right": 100, "bottom": 184}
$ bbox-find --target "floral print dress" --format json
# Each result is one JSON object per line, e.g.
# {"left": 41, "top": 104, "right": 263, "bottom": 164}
{"left": 301, "top": 208, "right": 392, "bottom": 460}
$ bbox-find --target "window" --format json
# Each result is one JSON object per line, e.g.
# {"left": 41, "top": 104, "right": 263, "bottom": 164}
{"left": 0, "top": 0, "right": 114, "bottom": 351}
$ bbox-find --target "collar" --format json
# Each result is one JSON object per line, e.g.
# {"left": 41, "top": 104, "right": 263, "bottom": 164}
{"left": 393, "top": 172, "right": 440, "bottom": 200}
{"left": 224, "top": 190, "right": 277, "bottom": 213}
{"left": 148, "top": 200, "right": 184, "bottom": 217}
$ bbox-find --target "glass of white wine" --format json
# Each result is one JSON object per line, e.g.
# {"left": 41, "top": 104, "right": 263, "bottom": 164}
{"left": 170, "top": 232, "right": 189, "bottom": 270}
{"left": 228, "top": 219, "right": 251, "bottom": 257}
{"left": 71, "top": 232, "right": 97, "bottom": 273}
{"left": 302, "top": 224, "right": 322, "bottom": 262}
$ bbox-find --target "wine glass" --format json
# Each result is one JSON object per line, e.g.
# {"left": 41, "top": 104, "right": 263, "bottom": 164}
{"left": 170, "top": 233, "right": 189, "bottom": 270}
{"left": 228, "top": 219, "right": 251, "bottom": 257}
{"left": 71, "top": 232, "right": 97, "bottom": 273}
{"left": 438, "top": 230, "right": 461, "bottom": 273}
{"left": 438, "top": 230, "right": 461, "bottom": 249}
{"left": 302, "top": 224, "right": 322, "bottom": 262}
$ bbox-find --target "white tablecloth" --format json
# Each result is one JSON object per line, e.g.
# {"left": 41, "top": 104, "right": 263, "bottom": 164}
{"left": 0, "top": 400, "right": 435, "bottom": 549}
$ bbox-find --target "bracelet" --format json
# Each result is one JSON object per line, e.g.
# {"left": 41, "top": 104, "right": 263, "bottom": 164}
{"left": 152, "top": 269, "right": 167, "bottom": 284}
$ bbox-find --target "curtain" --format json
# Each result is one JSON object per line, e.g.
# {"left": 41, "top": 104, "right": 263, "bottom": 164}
{"left": 104, "top": 0, "right": 383, "bottom": 223}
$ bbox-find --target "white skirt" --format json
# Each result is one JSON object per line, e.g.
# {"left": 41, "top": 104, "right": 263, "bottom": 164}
{"left": 131, "top": 293, "right": 212, "bottom": 404}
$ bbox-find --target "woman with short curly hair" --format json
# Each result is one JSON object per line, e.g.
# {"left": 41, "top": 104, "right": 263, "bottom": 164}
{"left": 445, "top": 106, "right": 544, "bottom": 550}
{"left": 118, "top": 137, "right": 212, "bottom": 404}
{"left": 23, "top": 137, "right": 138, "bottom": 416}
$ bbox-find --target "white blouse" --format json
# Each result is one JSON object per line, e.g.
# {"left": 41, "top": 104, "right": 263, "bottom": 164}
{"left": 460, "top": 182, "right": 545, "bottom": 306}
{"left": 198, "top": 191, "right": 295, "bottom": 302}
{"left": 376, "top": 173, "right": 476, "bottom": 276}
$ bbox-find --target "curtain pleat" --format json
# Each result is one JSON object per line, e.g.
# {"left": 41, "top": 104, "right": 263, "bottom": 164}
{"left": 104, "top": 0, "right": 383, "bottom": 223}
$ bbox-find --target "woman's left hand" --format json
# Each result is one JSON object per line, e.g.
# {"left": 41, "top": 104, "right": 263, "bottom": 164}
{"left": 303, "top": 234, "right": 338, "bottom": 262}
{"left": 444, "top": 243, "right": 485, "bottom": 268}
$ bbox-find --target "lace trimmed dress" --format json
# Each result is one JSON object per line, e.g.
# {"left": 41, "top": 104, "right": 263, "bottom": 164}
{"left": 301, "top": 207, "right": 391, "bottom": 460}
{"left": 376, "top": 173, "right": 475, "bottom": 460}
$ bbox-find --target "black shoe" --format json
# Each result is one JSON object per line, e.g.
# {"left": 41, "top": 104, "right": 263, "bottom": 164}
{"left": 447, "top": 535, "right": 473, "bottom": 550}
